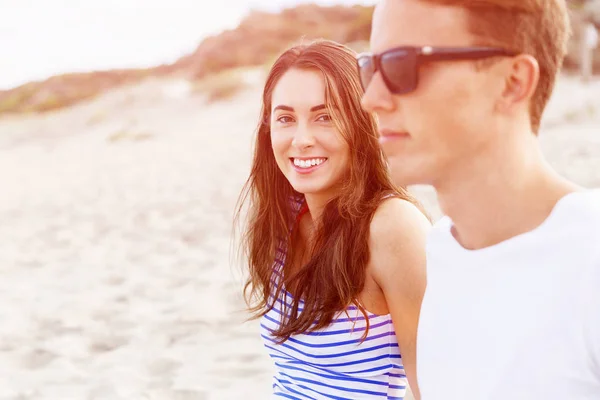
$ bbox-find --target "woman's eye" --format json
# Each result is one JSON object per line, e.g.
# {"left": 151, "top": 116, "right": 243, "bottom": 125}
{"left": 316, "top": 114, "right": 332, "bottom": 122}
{"left": 276, "top": 115, "right": 294, "bottom": 124}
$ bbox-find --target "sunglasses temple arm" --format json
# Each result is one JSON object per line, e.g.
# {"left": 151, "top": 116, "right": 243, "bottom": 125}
{"left": 419, "top": 48, "right": 516, "bottom": 62}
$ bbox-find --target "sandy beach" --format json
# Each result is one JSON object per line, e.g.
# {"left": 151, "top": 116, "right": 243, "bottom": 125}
{"left": 0, "top": 73, "right": 598, "bottom": 399}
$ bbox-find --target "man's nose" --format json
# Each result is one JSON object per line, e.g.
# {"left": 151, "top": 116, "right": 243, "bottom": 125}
{"left": 361, "top": 72, "right": 395, "bottom": 113}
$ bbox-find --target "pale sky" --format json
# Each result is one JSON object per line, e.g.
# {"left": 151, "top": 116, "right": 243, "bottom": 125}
{"left": 0, "top": 0, "right": 377, "bottom": 89}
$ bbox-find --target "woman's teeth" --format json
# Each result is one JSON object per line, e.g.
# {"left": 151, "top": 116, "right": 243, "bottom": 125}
{"left": 293, "top": 158, "right": 326, "bottom": 168}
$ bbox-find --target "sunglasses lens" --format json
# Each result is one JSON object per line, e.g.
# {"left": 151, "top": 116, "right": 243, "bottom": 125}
{"left": 357, "top": 56, "right": 375, "bottom": 92}
{"left": 381, "top": 49, "right": 417, "bottom": 94}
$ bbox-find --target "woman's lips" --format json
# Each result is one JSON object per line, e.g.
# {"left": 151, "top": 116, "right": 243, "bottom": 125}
{"left": 290, "top": 157, "right": 328, "bottom": 174}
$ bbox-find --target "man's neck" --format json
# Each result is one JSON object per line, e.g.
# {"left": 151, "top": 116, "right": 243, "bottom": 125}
{"left": 435, "top": 135, "right": 580, "bottom": 250}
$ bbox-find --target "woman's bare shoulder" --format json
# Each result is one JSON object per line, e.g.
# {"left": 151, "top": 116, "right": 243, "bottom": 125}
{"left": 369, "top": 196, "right": 431, "bottom": 284}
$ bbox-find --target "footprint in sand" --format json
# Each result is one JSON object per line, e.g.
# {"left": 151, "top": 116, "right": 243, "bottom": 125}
{"left": 209, "top": 366, "right": 265, "bottom": 380}
{"left": 215, "top": 353, "right": 262, "bottom": 365}
{"left": 236, "top": 353, "right": 263, "bottom": 363}
{"left": 112, "top": 294, "right": 129, "bottom": 304}
{"left": 35, "top": 317, "right": 82, "bottom": 336}
{"left": 87, "top": 385, "right": 120, "bottom": 400}
{"left": 88, "top": 334, "right": 130, "bottom": 354}
{"left": 144, "top": 389, "right": 208, "bottom": 400}
{"left": 165, "top": 320, "right": 209, "bottom": 346}
{"left": 20, "top": 348, "right": 58, "bottom": 369}
{"left": 108, "top": 317, "right": 137, "bottom": 332}
{"left": 146, "top": 358, "right": 180, "bottom": 377}
{"left": 9, "top": 390, "right": 41, "bottom": 400}
{"left": 104, "top": 275, "right": 126, "bottom": 286}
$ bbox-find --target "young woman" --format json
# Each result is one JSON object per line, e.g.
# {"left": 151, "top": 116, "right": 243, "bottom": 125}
{"left": 236, "top": 39, "right": 430, "bottom": 399}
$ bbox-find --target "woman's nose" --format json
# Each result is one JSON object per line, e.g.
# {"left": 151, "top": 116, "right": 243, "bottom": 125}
{"left": 291, "top": 123, "right": 315, "bottom": 150}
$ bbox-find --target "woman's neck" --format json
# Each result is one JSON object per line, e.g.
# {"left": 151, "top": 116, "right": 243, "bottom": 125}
{"left": 303, "top": 194, "right": 324, "bottom": 222}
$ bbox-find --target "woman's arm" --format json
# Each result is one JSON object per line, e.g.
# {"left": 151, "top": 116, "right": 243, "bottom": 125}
{"left": 369, "top": 198, "right": 431, "bottom": 400}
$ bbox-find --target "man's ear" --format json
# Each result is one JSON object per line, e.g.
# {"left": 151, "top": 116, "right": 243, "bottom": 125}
{"left": 496, "top": 54, "right": 539, "bottom": 113}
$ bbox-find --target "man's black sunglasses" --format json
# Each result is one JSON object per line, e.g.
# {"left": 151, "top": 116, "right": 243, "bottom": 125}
{"left": 357, "top": 46, "right": 518, "bottom": 95}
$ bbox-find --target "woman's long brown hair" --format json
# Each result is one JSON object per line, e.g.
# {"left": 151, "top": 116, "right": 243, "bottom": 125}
{"left": 235, "top": 39, "right": 418, "bottom": 342}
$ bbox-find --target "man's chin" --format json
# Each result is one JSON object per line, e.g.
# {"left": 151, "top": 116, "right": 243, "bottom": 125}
{"left": 388, "top": 162, "right": 430, "bottom": 188}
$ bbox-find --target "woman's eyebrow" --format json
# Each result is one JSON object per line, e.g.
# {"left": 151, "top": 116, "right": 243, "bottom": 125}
{"left": 273, "top": 105, "right": 294, "bottom": 112}
{"left": 273, "top": 104, "right": 328, "bottom": 113}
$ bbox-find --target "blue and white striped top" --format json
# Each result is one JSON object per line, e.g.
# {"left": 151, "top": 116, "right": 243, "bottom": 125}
{"left": 260, "top": 198, "right": 407, "bottom": 399}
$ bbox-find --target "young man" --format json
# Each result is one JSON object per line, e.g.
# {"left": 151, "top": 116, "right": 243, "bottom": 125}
{"left": 359, "top": 0, "right": 600, "bottom": 399}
